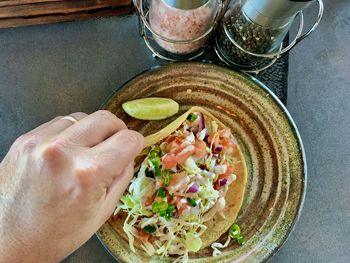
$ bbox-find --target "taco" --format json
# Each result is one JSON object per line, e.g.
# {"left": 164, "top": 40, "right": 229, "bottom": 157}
{"left": 110, "top": 106, "right": 247, "bottom": 261}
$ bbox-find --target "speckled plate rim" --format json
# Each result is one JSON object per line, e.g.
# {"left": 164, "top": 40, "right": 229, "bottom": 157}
{"left": 96, "top": 62, "right": 307, "bottom": 263}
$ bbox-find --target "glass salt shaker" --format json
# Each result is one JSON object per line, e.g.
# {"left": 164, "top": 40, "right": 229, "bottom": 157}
{"left": 215, "top": 0, "right": 324, "bottom": 72}
{"left": 133, "top": 0, "right": 222, "bottom": 61}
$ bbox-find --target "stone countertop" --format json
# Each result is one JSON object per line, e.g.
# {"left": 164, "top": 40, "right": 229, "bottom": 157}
{"left": 0, "top": 0, "right": 349, "bottom": 262}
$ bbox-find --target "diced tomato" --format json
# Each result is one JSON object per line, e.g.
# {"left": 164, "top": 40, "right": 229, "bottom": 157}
{"left": 168, "top": 172, "right": 187, "bottom": 187}
{"left": 162, "top": 145, "right": 195, "bottom": 169}
{"left": 173, "top": 196, "right": 182, "bottom": 205}
{"left": 138, "top": 229, "right": 150, "bottom": 242}
{"left": 178, "top": 204, "right": 190, "bottom": 216}
{"left": 174, "top": 145, "right": 195, "bottom": 164}
{"left": 194, "top": 140, "right": 207, "bottom": 158}
{"left": 221, "top": 138, "right": 236, "bottom": 154}
{"left": 224, "top": 164, "right": 234, "bottom": 176}
{"left": 173, "top": 196, "right": 190, "bottom": 216}
{"left": 166, "top": 140, "right": 181, "bottom": 153}
{"left": 167, "top": 172, "right": 189, "bottom": 193}
{"left": 164, "top": 135, "right": 176, "bottom": 144}
{"left": 162, "top": 153, "right": 177, "bottom": 169}
{"left": 166, "top": 132, "right": 190, "bottom": 152}
{"left": 177, "top": 131, "right": 190, "bottom": 141}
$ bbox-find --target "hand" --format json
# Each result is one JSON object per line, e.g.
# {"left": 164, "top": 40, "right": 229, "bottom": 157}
{"left": 0, "top": 111, "right": 145, "bottom": 263}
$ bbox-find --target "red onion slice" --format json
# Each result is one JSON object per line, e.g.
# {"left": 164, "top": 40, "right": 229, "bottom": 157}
{"left": 214, "top": 144, "right": 223, "bottom": 152}
{"left": 219, "top": 178, "right": 227, "bottom": 186}
{"left": 188, "top": 183, "right": 199, "bottom": 193}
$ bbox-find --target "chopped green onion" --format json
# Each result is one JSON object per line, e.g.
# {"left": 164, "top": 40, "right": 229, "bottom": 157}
{"left": 167, "top": 204, "right": 176, "bottom": 213}
{"left": 150, "top": 156, "right": 161, "bottom": 176}
{"left": 158, "top": 201, "right": 168, "bottom": 212}
{"left": 229, "top": 223, "right": 241, "bottom": 238}
{"left": 229, "top": 223, "right": 244, "bottom": 245}
{"left": 162, "top": 171, "right": 171, "bottom": 187}
{"left": 187, "top": 112, "right": 198, "bottom": 122}
{"left": 152, "top": 202, "right": 160, "bottom": 213}
{"left": 236, "top": 235, "right": 245, "bottom": 245}
{"left": 152, "top": 201, "right": 174, "bottom": 220}
{"left": 154, "top": 166, "right": 161, "bottom": 177}
{"left": 157, "top": 187, "right": 167, "bottom": 198}
{"left": 152, "top": 201, "right": 168, "bottom": 214}
{"left": 186, "top": 197, "right": 197, "bottom": 207}
{"left": 164, "top": 204, "right": 176, "bottom": 221}
{"left": 150, "top": 156, "right": 161, "bottom": 167}
{"left": 153, "top": 145, "right": 162, "bottom": 156}
{"left": 143, "top": 225, "right": 156, "bottom": 234}
{"left": 149, "top": 150, "right": 159, "bottom": 158}
{"left": 149, "top": 146, "right": 162, "bottom": 158}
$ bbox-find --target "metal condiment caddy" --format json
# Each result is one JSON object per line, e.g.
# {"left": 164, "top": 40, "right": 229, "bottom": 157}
{"left": 133, "top": 0, "right": 324, "bottom": 73}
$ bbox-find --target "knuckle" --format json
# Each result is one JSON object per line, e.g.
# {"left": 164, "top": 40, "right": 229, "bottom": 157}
{"left": 95, "top": 110, "right": 116, "bottom": 121}
{"left": 119, "top": 130, "right": 144, "bottom": 148}
{"left": 40, "top": 139, "right": 67, "bottom": 162}
{"left": 16, "top": 134, "right": 41, "bottom": 152}
{"left": 95, "top": 110, "right": 126, "bottom": 129}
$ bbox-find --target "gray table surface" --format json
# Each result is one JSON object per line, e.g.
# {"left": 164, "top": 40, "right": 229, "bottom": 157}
{"left": 1, "top": 0, "right": 349, "bottom": 262}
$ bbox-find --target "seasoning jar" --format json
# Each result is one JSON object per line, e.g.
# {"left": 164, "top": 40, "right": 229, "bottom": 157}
{"left": 134, "top": 0, "right": 222, "bottom": 61}
{"left": 215, "top": 0, "right": 324, "bottom": 72}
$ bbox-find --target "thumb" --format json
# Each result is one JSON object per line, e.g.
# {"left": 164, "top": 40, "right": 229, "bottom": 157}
{"left": 102, "top": 162, "right": 134, "bottom": 220}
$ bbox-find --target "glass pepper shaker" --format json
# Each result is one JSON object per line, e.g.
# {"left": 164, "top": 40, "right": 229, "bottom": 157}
{"left": 215, "top": 0, "right": 324, "bottom": 72}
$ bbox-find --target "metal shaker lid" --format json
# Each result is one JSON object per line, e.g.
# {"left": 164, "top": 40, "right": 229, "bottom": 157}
{"left": 163, "top": 0, "right": 210, "bottom": 10}
{"left": 243, "top": 0, "right": 314, "bottom": 28}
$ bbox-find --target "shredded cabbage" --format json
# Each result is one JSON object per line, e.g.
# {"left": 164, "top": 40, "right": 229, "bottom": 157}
{"left": 211, "top": 235, "right": 232, "bottom": 257}
{"left": 129, "top": 166, "right": 155, "bottom": 201}
{"left": 141, "top": 240, "right": 156, "bottom": 256}
{"left": 198, "top": 183, "right": 219, "bottom": 212}
{"left": 183, "top": 156, "right": 201, "bottom": 175}
{"left": 120, "top": 194, "right": 135, "bottom": 209}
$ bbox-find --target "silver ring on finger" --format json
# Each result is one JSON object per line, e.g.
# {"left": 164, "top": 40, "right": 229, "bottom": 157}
{"left": 61, "top": 115, "right": 79, "bottom": 124}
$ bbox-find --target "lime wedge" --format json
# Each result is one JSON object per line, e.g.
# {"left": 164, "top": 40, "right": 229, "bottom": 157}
{"left": 122, "top": 97, "right": 179, "bottom": 120}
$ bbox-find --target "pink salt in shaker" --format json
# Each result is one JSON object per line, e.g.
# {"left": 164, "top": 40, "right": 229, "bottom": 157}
{"left": 149, "top": 0, "right": 221, "bottom": 56}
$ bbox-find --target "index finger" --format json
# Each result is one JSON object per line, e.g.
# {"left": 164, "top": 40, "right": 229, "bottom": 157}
{"left": 56, "top": 110, "right": 127, "bottom": 147}
{"left": 91, "top": 129, "right": 145, "bottom": 186}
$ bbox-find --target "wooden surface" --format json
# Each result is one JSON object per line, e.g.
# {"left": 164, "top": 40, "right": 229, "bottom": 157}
{"left": 0, "top": 0, "right": 133, "bottom": 28}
